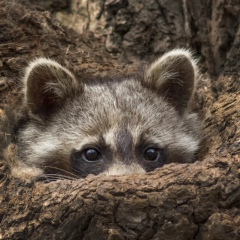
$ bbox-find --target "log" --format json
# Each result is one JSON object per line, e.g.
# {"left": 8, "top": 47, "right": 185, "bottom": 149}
{"left": 1, "top": 158, "right": 240, "bottom": 240}
{"left": 48, "top": 0, "right": 240, "bottom": 76}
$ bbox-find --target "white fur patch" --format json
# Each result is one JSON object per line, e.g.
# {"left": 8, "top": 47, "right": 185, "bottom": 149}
{"left": 11, "top": 162, "right": 43, "bottom": 179}
{"left": 19, "top": 126, "right": 61, "bottom": 164}
{"left": 174, "top": 133, "right": 200, "bottom": 154}
{"left": 103, "top": 128, "right": 117, "bottom": 150}
{"left": 72, "top": 136, "right": 101, "bottom": 151}
{"left": 29, "top": 137, "right": 60, "bottom": 159}
{"left": 106, "top": 163, "right": 146, "bottom": 176}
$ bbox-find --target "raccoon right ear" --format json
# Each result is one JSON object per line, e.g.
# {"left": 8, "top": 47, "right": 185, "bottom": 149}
{"left": 144, "top": 49, "right": 198, "bottom": 114}
{"left": 23, "top": 58, "right": 82, "bottom": 120}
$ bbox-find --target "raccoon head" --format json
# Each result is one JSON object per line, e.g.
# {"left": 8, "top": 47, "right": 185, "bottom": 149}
{"left": 14, "top": 49, "right": 201, "bottom": 180}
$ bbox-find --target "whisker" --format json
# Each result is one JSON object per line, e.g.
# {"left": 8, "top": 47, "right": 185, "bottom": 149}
{"left": 69, "top": 161, "right": 105, "bottom": 177}
{"left": 41, "top": 174, "right": 76, "bottom": 182}
{"left": 42, "top": 165, "right": 81, "bottom": 179}
{"left": 44, "top": 173, "right": 77, "bottom": 181}
{"left": 69, "top": 166, "right": 88, "bottom": 177}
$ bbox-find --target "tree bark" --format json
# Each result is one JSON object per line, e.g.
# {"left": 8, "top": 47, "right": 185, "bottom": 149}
{"left": 44, "top": 0, "right": 240, "bottom": 76}
{"left": 0, "top": 0, "right": 240, "bottom": 239}
{"left": 1, "top": 157, "right": 240, "bottom": 240}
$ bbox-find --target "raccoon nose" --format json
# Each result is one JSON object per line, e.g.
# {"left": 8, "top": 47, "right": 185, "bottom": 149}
{"left": 106, "top": 163, "right": 146, "bottom": 176}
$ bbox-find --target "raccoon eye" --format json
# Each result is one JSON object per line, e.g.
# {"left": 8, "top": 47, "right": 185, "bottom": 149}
{"left": 83, "top": 148, "right": 101, "bottom": 162}
{"left": 143, "top": 148, "right": 161, "bottom": 161}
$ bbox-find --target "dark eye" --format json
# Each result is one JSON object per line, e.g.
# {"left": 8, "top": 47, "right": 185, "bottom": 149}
{"left": 143, "top": 148, "right": 161, "bottom": 161}
{"left": 83, "top": 148, "right": 101, "bottom": 162}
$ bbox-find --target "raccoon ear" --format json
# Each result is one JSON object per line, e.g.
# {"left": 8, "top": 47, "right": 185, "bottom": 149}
{"left": 145, "top": 49, "right": 198, "bottom": 114}
{"left": 23, "top": 58, "right": 81, "bottom": 120}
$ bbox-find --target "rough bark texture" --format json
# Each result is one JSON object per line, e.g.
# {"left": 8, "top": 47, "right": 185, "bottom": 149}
{"left": 44, "top": 0, "right": 240, "bottom": 76}
{"left": 1, "top": 158, "right": 240, "bottom": 240}
{"left": 0, "top": 0, "right": 240, "bottom": 239}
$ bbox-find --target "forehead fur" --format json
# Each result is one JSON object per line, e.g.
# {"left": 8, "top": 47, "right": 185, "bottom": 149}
{"left": 22, "top": 77, "right": 198, "bottom": 153}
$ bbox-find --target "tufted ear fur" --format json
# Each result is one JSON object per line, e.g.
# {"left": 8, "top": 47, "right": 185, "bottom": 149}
{"left": 144, "top": 49, "right": 198, "bottom": 114}
{"left": 23, "top": 58, "right": 82, "bottom": 120}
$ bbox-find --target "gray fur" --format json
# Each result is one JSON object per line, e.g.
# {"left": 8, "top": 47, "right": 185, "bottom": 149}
{"left": 8, "top": 49, "right": 202, "bottom": 180}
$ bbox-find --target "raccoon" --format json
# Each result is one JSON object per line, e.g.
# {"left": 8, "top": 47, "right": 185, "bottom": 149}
{"left": 7, "top": 49, "right": 202, "bottom": 180}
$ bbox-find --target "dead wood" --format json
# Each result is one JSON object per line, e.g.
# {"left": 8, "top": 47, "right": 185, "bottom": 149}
{"left": 1, "top": 157, "right": 240, "bottom": 240}
{"left": 43, "top": 0, "right": 240, "bottom": 76}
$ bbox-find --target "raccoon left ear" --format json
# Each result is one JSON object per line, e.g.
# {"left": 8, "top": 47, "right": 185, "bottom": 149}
{"left": 145, "top": 49, "right": 198, "bottom": 114}
{"left": 23, "top": 58, "right": 82, "bottom": 120}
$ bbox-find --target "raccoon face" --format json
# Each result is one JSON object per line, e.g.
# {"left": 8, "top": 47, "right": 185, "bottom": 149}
{"left": 15, "top": 49, "right": 201, "bottom": 179}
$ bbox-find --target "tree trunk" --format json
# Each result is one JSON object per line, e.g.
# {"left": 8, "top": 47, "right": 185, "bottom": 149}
{"left": 0, "top": 0, "right": 239, "bottom": 239}
{"left": 1, "top": 158, "right": 240, "bottom": 240}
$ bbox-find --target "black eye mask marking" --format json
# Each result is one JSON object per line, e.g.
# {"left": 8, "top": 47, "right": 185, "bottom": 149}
{"left": 142, "top": 147, "right": 167, "bottom": 172}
